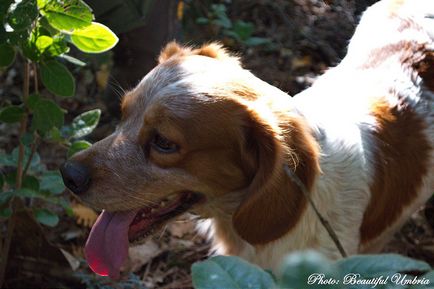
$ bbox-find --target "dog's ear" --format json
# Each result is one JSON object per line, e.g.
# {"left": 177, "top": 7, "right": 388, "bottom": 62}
{"left": 193, "top": 43, "right": 240, "bottom": 64}
{"left": 159, "top": 42, "right": 239, "bottom": 64}
{"left": 158, "top": 41, "right": 191, "bottom": 63}
{"left": 232, "top": 107, "right": 320, "bottom": 245}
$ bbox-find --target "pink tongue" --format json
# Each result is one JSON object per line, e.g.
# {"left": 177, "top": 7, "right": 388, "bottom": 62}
{"left": 85, "top": 210, "right": 137, "bottom": 279}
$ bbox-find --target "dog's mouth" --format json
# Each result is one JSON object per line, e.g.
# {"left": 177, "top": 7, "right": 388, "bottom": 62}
{"left": 128, "top": 191, "right": 204, "bottom": 243}
{"left": 84, "top": 191, "right": 204, "bottom": 279}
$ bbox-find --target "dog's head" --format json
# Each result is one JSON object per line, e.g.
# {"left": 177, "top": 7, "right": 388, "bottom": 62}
{"left": 60, "top": 42, "right": 320, "bottom": 279}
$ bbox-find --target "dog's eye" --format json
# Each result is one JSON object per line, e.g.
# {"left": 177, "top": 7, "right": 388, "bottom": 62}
{"left": 150, "top": 133, "right": 179, "bottom": 153}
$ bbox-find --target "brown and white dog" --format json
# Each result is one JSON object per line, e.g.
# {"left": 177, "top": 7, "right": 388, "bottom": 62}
{"left": 60, "top": 0, "right": 433, "bottom": 279}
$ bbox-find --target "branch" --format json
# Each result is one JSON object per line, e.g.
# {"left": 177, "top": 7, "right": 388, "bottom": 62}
{"left": 0, "top": 61, "right": 31, "bottom": 287}
{"left": 283, "top": 164, "right": 348, "bottom": 258}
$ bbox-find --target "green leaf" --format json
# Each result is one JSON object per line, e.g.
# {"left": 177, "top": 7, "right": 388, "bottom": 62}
{"left": 244, "top": 37, "right": 271, "bottom": 47}
{"left": 6, "top": 0, "right": 38, "bottom": 31}
{"left": 37, "top": 0, "right": 47, "bottom": 9}
{"left": 47, "top": 126, "right": 63, "bottom": 142}
{"left": 71, "top": 109, "right": 101, "bottom": 138}
{"left": 0, "top": 105, "right": 24, "bottom": 123}
{"left": 232, "top": 20, "right": 254, "bottom": 41}
{"left": 31, "top": 97, "right": 65, "bottom": 133}
{"left": 35, "top": 35, "right": 53, "bottom": 53}
{"left": 34, "top": 208, "right": 59, "bottom": 226}
{"left": 4, "top": 173, "right": 41, "bottom": 192}
{"left": 0, "top": 190, "right": 14, "bottom": 205}
{"left": 0, "top": 207, "right": 12, "bottom": 218}
{"left": 27, "top": 93, "right": 41, "bottom": 110}
{"left": 336, "top": 254, "right": 431, "bottom": 278}
{"left": 71, "top": 22, "right": 118, "bottom": 53}
{"left": 14, "top": 188, "right": 40, "bottom": 198}
{"left": 40, "top": 170, "right": 64, "bottom": 195}
{"left": 22, "top": 175, "right": 40, "bottom": 191}
{"left": 68, "top": 140, "right": 91, "bottom": 158}
{"left": 11, "top": 146, "right": 41, "bottom": 169}
{"left": 44, "top": 35, "right": 69, "bottom": 57}
{"left": 278, "top": 251, "right": 342, "bottom": 289}
{"left": 0, "top": 43, "right": 16, "bottom": 67}
{"left": 40, "top": 60, "right": 75, "bottom": 97}
{"left": 42, "top": 0, "right": 93, "bottom": 31}
{"left": 192, "top": 256, "right": 275, "bottom": 289}
{"left": 196, "top": 17, "right": 209, "bottom": 25}
{"left": 0, "top": 152, "right": 15, "bottom": 167}
{"left": 20, "top": 132, "right": 34, "bottom": 146}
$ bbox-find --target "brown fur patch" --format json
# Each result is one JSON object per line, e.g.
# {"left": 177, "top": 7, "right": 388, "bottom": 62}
{"left": 158, "top": 42, "right": 239, "bottom": 65}
{"left": 158, "top": 42, "right": 187, "bottom": 63}
{"left": 360, "top": 100, "right": 431, "bottom": 244}
{"left": 232, "top": 110, "right": 320, "bottom": 245}
{"left": 120, "top": 92, "right": 135, "bottom": 120}
{"left": 413, "top": 50, "right": 434, "bottom": 92}
{"left": 361, "top": 40, "right": 417, "bottom": 69}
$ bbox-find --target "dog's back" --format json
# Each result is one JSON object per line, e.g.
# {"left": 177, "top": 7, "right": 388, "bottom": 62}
{"left": 293, "top": 0, "right": 433, "bottom": 255}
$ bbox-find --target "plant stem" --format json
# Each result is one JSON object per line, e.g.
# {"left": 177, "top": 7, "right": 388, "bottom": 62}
{"left": 0, "top": 61, "right": 31, "bottom": 288}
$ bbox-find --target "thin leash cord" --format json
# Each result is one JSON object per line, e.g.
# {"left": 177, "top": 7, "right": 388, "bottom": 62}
{"left": 283, "top": 164, "right": 348, "bottom": 258}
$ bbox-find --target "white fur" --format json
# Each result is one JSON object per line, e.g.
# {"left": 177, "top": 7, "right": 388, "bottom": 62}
{"left": 201, "top": 0, "right": 434, "bottom": 271}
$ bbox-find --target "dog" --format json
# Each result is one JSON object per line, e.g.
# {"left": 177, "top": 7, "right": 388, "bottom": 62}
{"left": 60, "top": 0, "right": 433, "bottom": 280}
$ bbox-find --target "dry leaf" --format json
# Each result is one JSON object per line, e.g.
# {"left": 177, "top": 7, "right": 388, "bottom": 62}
{"left": 72, "top": 202, "right": 98, "bottom": 227}
{"left": 125, "top": 240, "right": 162, "bottom": 272}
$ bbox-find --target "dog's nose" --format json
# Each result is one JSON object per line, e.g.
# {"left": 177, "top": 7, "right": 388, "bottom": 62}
{"left": 60, "top": 161, "right": 91, "bottom": 195}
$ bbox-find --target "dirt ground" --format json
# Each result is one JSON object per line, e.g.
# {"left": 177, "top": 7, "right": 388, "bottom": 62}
{"left": 1, "top": 0, "right": 433, "bottom": 288}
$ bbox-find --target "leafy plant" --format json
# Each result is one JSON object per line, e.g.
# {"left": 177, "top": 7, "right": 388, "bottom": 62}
{"left": 192, "top": 251, "right": 434, "bottom": 289}
{"left": 195, "top": 4, "right": 271, "bottom": 47}
{"left": 0, "top": 0, "right": 117, "bottom": 285}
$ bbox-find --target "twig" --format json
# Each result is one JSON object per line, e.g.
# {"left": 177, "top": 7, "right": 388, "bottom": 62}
{"left": 33, "top": 63, "right": 38, "bottom": 94}
{"left": 0, "top": 61, "right": 31, "bottom": 287}
{"left": 283, "top": 164, "right": 347, "bottom": 258}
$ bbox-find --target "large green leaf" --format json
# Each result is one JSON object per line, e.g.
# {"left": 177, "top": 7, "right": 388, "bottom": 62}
{"left": 278, "top": 251, "right": 342, "bottom": 289}
{"left": 0, "top": 105, "right": 24, "bottom": 123}
{"left": 336, "top": 254, "right": 431, "bottom": 278}
{"left": 40, "top": 60, "right": 75, "bottom": 97}
{"left": 0, "top": 43, "right": 16, "bottom": 67}
{"left": 6, "top": 0, "right": 38, "bottom": 31}
{"left": 40, "top": 170, "right": 64, "bottom": 195}
{"left": 410, "top": 271, "right": 434, "bottom": 289}
{"left": 71, "top": 22, "right": 118, "bottom": 53}
{"left": 31, "top": 97, "right": 64, "bottom": 133}
{"left": 70, "top": 109, "right": 101, "bottom": 138}
{"left": 192, "top": 256, "right": 275, "bottom": 289}
{"left": 33, "top": 208, "right": 59, "bottom": 227}
{"left": 42, "top": 0, "right": 93, "bottom": 31}
{"left": 68, "top": 140, "right": 91, "bottom": 158}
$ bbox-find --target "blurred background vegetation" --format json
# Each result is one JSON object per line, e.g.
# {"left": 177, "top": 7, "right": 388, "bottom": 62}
{"left": 1, "top": 0, "right": 433, "bottom": 288}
